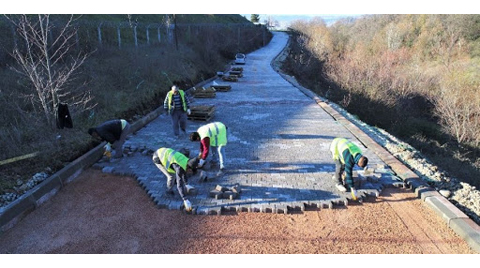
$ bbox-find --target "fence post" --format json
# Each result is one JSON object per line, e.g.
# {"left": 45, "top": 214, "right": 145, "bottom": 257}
{"left": 146, "top": 26, "right": 150, "bottom": 45}
{"left": 97, "top": 23, "right": 102, "bottom": 45}
{"left": 134, "top": 25, "right": 138, "bottom": 48}
{"left": 117, "top": 26, "right": 121, "bottom": 49}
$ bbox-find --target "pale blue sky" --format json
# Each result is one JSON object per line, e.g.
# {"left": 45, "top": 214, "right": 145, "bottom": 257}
{"left": 241, "top": 14, "right": 363, "bottom": 28}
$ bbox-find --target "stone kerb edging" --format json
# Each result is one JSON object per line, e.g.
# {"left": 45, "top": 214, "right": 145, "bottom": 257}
{"left": 0, "top": 75, "right": 218, "bottom": 235}
{"left": 0, "top": 143, "right": 104, "bottom": 234}
{"left": 271, "top": 49, "right": 480, "bottom": 252}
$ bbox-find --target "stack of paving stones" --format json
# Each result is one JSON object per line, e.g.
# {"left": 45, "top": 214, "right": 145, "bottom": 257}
{"left": 191, "top": 87, "right": 216, "bottom": 98}
{"left": 187, "top": 105, "right": 215, "bottom": 121}
{"left": 91, "top": 32, "right": 413, "bottom": 216}
{"left": 221, "top": 76, "right": 238, "bottom": 82}
{"left": 211, "top": 85, "right": 232, "bottom": 92}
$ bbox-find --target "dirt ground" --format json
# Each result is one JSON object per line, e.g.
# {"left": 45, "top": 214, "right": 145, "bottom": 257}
{"left": 0, "top": 168, "right": 475, "bottom": 254}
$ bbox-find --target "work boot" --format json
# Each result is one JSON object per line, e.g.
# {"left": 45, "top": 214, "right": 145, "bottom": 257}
{"left": 336, "top": 183, "right": 347, "bottom": 192}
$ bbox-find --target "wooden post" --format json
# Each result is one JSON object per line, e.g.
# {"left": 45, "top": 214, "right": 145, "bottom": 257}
{"left": 117, "top": 26, "right": 121, "bottom": 48}
{"left": 146, "top": 26, "right": 150, "bottom": 45}
{"left": 97, "top": 24, "right": 102, "bottom": 45}
{"left": 134, "top": 25, "right": 138, "bottom": 47}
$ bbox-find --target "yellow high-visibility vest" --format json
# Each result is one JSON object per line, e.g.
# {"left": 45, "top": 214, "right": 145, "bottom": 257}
{"left": 330, "top": 138, "right": 362, "bottom": 164}
{"left": 197, "top": 122, "right": 227, "bottom": 146}
{"left": 155, "top": 147, "right": 188, "bottom": 173}
{"left": 167, "top": 90, "right": 187, "bottom": 112}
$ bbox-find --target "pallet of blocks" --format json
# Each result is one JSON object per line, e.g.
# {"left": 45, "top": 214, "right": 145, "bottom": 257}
{"left": 188, "top": 105, "right": 215, "bottom": 121}
{"left": 229, "top": 70, "right": 243, "bottom": 77}
{"left": 222, "top": 75, "right": 238, "bottom": 82}
{"left": 191, "top": 87, "right": 216, "bottom": 98}
{"left": 211, "top": 84, "right": 231, "bottom": 92}
{"left": 231, "top": 67, "right": 243, "bottom": 72}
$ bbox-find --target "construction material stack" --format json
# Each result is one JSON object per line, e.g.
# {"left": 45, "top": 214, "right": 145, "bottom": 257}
{"left": 190, "top": 87, "right": 216, "bottom": 98}
{"left": 187, "top": 105, "right": 215, "bottom": 121}
{"left": 211, "top": 84, "right": 231, "bottom": 92}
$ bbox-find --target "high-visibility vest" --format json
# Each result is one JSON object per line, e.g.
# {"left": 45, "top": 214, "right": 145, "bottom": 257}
{"left": 155, "top": 147, "right": 188, "bottom": 174}
{"left": 197, "top": 122, "right": 227, "bottom": 146}
{"left": 120, "top": 119, "right": 127, "bottom": 130}
{"left": 167, "top": 90, "right": 187, "bottom": 111}
{"left": 330, "top": 138, "right": 362, "bottom": 164}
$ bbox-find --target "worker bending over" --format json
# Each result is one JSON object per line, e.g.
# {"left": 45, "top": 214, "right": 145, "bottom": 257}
{"left": 152, "top": 147, "right": 198, "bottom": 211}
{"left": 330, "top": 137, "right": 368, "bottom": 200}
{"left": 88, "top": 119, "right": 131, "bottom": 159}
{"left": 189, "top": 121, "right": 227, "bottom": 171}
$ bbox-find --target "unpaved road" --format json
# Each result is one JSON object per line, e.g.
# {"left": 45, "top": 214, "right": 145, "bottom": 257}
{"left": 0, "top": 169, "right": 474, "bottom": 254}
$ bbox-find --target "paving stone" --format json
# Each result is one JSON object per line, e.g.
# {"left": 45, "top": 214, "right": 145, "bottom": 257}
{"left": 87, "top": 32, "right": 404, "bottom": 217}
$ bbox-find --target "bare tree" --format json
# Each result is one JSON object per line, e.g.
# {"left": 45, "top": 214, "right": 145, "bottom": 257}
{"left": 4, "top": 14, "right": 94, "bottom": 128}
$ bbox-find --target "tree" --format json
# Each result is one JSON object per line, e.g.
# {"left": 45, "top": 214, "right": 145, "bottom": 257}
{"left": 250, "top": 14, "right": 260, "bottom": 23}
{"left": 4, "top": 14, "right": 94, "bottom": 128}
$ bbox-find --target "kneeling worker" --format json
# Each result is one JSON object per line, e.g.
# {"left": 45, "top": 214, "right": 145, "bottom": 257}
{"left": 189, "top": 122, "right": 227, "bottom": 171}
{"left": 330, "top": 137, "right": 368, "bottom": 200}
{"left": 88, "top": 119, "right": 131, "bottom": 159}
{"left": 152, "top": 147, "right": 199, "bottom": 211}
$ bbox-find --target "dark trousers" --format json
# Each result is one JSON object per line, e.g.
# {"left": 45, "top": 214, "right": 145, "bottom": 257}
{"left": 334, "top": 158, "right": 345, "bottom": 185}
{"left": 171, "top": 109, "right": 187, "bottom": 136}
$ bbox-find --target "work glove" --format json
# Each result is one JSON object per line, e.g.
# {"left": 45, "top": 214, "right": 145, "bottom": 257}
{"left": 103, "top": 143, "right": 112, "bottom": 158}
{"left": 351, "top": 188, "right": 358, "bottom": 201}
{"left": 187, "top": 109, "right": 191, "bottom": 115}
{"left": 104, "top": 143, "right": 112, "bottom": 152}
{"left": 183, "top": 199, "right": 192, "bottom": 212}
{"left": 198, "top": 159, "right": 206, "bottom": 168}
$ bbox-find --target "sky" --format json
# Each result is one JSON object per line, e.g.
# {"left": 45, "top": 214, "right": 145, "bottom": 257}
{"left": 241, "top": 14, "right": 363, "bottom": 29}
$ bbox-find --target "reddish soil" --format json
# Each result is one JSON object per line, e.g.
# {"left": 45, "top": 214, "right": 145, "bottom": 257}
{"left": 0, "top": 169, "right": 475, "bottom": 254}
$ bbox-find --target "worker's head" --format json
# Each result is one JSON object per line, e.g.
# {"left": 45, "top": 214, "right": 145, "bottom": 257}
{"left": 179, "top": 148, "right": 190, "bottom": 158}
{"left": 358, "top": 156, "right": 368, "bottom": 168}
{"left": 189, "top": 132, "right": 200, "bottom": 142}
{"left": 88, "top": 128, "right": 100, "bottom": 140}
{"left": 187, "top": 158, "right": 199, "bottom": 174}
{"left": 171, "top": 85, "right": 178, "bottom": 93}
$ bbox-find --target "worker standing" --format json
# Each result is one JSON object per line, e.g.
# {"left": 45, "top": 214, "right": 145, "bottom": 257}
{"left": 330, "top": 137, "right": 368, "bottom": 200}
{"left": 152, "top": 147, "right": 199, "bottom": 212}
{"left": 189, "top": 121, "right": 227, "bottom": 171}
{"left": 163, "top": 85, "right": 191, "bottom": 138}
{"left": 88, "top": 119, "right": 131, "bottom": 159}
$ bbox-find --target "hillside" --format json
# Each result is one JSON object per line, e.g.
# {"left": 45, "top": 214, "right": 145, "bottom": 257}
{"left": 0, "top": 14, "right": 271, "bottom": 203}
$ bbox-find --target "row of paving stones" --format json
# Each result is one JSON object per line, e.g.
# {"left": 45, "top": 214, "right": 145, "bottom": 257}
{"left": 92, "top": 31, "right": 403, "bottom": 215}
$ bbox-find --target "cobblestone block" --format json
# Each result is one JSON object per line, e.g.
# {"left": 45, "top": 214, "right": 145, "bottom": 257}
{"left": 101, "top": 166, "right": 115, "bottom": 173}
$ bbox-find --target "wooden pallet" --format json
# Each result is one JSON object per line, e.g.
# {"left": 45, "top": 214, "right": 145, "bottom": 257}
{"left": 222, "top": 75, "right": 238, "bottom": 82}
{"left": 188, "top": 105, "right": 215, "bottom": 121}
{"left": 191, "top": 87, "right": 216, "bottom": 98}
{"left": 211, "top": 85, "right": 231, "bottom": 92}
{"left": 229, "top": 70, "right": 243, "bottom": 77}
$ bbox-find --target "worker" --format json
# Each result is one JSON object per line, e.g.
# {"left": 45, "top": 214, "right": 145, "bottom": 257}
{"left": 189, "top": 121, "right": 227, "bottom": 171}
{"left": 88, "top": 119, "right": 131, "bottom": 159}
{"left": 163, "top": 85, "right": 191, "bottom": 138}
{"left": 152, "top": 147, "right": 199, "bottom": 212}
{"left": 330, "top": 137, "right": 368, "bottom": 200}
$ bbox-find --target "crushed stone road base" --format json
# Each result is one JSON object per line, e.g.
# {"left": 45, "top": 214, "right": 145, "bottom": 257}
{"left": 0, "top": 169, "right": 474, "bottom": 254}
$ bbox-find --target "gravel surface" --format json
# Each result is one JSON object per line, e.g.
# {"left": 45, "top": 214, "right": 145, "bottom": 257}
{"left": 0, "top": 169, "right": 474, "bottom": 254}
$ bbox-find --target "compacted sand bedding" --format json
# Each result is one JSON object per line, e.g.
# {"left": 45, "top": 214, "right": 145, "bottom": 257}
{"left": 0, "top": 169, "right": 475, "bottom": 254}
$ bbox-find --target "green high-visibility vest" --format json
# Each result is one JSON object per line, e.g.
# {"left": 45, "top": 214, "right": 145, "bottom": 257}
{"left": 197, "top": 122, "right": 227, "bottom": 146}
{"left": 167, "top": 90, "right": 187, "bottom": 112}
{"left": 155, "top": 147, "right": 188, "bottom": 174}
{"left": 330, "top": 138, "right": 362, "bottom": 164}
